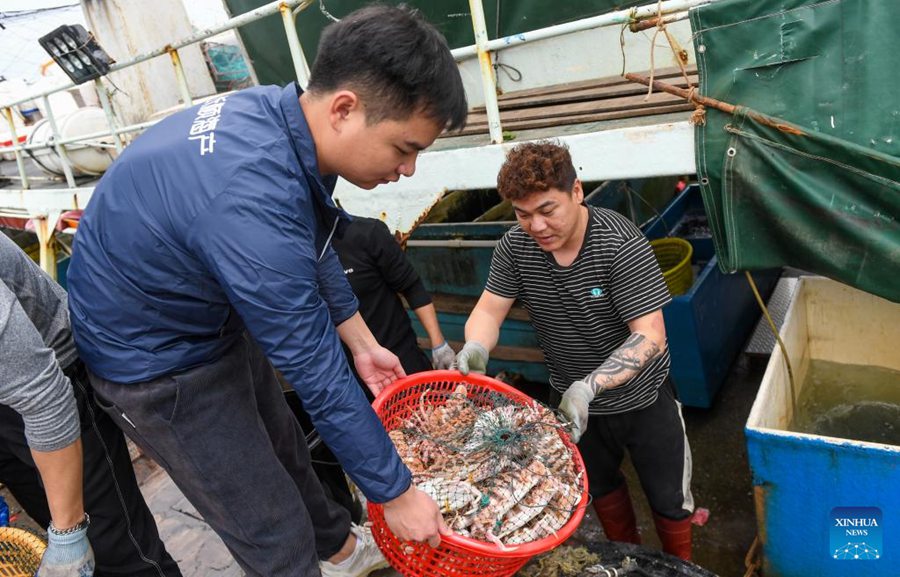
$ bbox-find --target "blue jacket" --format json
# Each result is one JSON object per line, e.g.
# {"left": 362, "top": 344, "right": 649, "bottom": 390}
{"left": 68, "top": 83, "right": 411, "bottom": 502}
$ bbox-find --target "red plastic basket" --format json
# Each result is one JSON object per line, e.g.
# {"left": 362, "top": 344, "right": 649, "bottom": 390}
{"left": 368, "top": 370, "right": 589, "bottom": 577}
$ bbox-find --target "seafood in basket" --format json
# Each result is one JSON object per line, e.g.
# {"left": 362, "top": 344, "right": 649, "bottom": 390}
{"left": 387, "top": 384, "right": 583, "bottom": 548}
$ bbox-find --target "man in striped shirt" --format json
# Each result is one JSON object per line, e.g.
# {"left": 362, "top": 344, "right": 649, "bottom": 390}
{"left": 457, "top": 141, "right": 694, "bottom": 560}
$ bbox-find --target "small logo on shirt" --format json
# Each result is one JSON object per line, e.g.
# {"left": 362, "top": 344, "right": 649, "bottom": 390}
{"left": 590, "top": 287, "right": 604, "bottom": 297}
{"left": 343, "top": 267, "right": 354, "bottom": 275}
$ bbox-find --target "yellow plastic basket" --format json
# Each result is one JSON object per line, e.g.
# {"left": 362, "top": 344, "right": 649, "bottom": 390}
{"left": 650, "top": 237, "right": 694, "bottom": 296}
{"left": 0, "top": 527, "right": 46, "bottom": 577}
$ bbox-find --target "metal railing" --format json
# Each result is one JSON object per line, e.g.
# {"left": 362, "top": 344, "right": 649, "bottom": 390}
{"left": 0, "top": 0, "right": 712, "bottom": 277}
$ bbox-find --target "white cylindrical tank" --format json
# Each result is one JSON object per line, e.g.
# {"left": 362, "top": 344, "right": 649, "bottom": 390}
{"left": 28, "top": 107, "right": 118, "bottom": 176}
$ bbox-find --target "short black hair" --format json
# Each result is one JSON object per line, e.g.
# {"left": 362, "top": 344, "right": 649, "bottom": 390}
{"left": 307, "top": 4, "right": 467, "bottom": 132}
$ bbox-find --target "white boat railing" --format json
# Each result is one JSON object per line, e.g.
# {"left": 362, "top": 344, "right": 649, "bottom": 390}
{"left": 1, "top": 0, "right": 712, "bottom": 276}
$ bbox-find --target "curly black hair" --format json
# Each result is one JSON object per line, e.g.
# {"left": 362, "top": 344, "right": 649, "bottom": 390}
{"left": 497, "top": 141, "right": 577, "bottom": 200}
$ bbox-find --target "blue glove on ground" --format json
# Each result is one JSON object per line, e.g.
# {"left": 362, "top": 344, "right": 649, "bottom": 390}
{"left": 431, "top": 341, "right": 456, "bottom": 370}
{"left": 455, "top": 341, "right": 489, "bottom": 375}
{"left": 38, "top": 518, "right": 95, "bottom": 577}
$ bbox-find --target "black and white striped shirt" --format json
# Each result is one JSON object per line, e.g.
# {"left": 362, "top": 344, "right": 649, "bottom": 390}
{"left": 486, "top": 206, "right": 672, "bottom": 415}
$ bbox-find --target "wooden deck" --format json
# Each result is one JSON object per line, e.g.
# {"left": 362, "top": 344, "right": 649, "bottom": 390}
{"left": 453, "top": 67, "right": 697, "bottom": 137}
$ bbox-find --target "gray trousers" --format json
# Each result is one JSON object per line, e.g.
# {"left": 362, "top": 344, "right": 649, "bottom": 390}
{"left": 90, "top": 334, "right": 351, "bottom": 576}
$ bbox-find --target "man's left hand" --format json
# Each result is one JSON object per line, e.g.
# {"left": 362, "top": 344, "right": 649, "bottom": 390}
{"left": 354, "top": 346, "right": 407, "bottom": 397}
{"left": 38, "top": 517, "right": 95, "bottom": 577}
{"left": 431, "top": 342, "right": 456, "bottom": 370}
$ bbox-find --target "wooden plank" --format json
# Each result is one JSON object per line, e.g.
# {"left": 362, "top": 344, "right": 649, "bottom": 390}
{"left": 483, "top": 66, "right": 695, "bottom": 104}
{"left": 456, "top": 102, "right": 691, "bottom": 136}
{"left": 445, "top": 68, "right": 698, "bottom": 139}
{"left": 495, "top": 74, "right": 697, "bottom": 111}
{"left": 466, "top": 90, "right": 687, "bottom": 125}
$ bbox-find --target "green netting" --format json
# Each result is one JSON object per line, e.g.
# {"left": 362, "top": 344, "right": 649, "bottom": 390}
{"left": 690, "top": 0, "right": 900, "bottom": 302}
{"left": 386, "top": 383, "right": 584, "bottom": 547}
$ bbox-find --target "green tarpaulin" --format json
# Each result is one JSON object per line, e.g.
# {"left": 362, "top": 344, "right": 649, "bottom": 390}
{"left": 691, "top": 0, "right": 900, "bottom": 301}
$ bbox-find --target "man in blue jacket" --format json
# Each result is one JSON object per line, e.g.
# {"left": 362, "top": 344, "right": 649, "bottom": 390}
{"left": 66, "top": 5, "right": 467, "bottom": 576}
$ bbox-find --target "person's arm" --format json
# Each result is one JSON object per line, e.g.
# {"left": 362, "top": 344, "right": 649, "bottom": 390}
{"left": 559, "top": 310, "right": 666, "bottom": 442}
{"left": 30, "top": 441, "right": 85, "bottom": 528}
{"left": 456, "top": 290, "right": 515, "bottom": 374}
{"left": 189, "top": 183, "right": 411, "bottom": 504}
{"left": 193, "top": 186, "right": 449, "bottom": 543}
{"left": 0, "top": 286, "right": 93, "bottom": 574}
{"left": 32, "top": 441, "right": 95, "bottom": 577}
{"left": 457, "top": 233, "right": 520, "bottom": 374}
{"left": 336, "top": 311, "right": 406, "bottom": 397}
{"left": 559, "top": 226, "right": 672, "bottom": 442}
{"left": 413, "top": 303, "right": 444, "bottom": 349}
{"left": 559, "top": 310, "right": 666, "bottom": 443}
{"left": 587, "top": 310, "right": 666, "bottom": 393}
{"left": 411, "top": 303, "right": 454, "bottom": 369}
{"left": 464, "top": 290, "right": 515, "bottom": 352}
{"left": 316, "top": 226, "right": 405, "bottom": 395}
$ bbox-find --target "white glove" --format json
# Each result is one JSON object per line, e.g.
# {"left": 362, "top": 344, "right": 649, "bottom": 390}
{"left": 454, "top": 341, "right": 489, "bottom": 375}
{"left": 38, "top": 515, "right": 95, "bottom": 577}
{"left": 558, "top": 380, "right": 595, "bottom": 443}
{"left": 431, "top": 341, "right": 456, "bottom": 370}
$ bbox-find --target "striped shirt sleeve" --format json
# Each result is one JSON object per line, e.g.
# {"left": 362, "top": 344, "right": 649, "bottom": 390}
{"left": 485, "top": 232, "right": 521, "bottom": 299}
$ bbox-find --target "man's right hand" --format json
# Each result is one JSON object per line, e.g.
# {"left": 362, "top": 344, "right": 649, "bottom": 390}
{"left": 558, "top": 380, "right": 594, "bottom": 444}
{"left": 38, "top": 519, "right": 95, "bottom": 577}
{"left": 454, "top": 341, "right": 489, "bottom": 375}
{"left": 382, "top": 485, "right": 449, "bottom": 547}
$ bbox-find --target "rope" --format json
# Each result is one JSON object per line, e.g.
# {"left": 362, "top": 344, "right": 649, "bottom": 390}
{"left": 742, "top": 535, "right": 762, "bottom": 577}
{"left": 644, "top": 0, "right": 669, "bottom": 99}
{"left": 687, "top": 86, "right": 706, "bottom": 125}
{"left": 641, "top": 0, "right": 706, "bottom": 125}
{"left": 745, "top": 271, "right": 797, "bottom": 413}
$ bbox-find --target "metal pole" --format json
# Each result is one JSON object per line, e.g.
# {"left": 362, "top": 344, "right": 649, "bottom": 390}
{"left": 40, "top": 95, "right": 77, "bottom": 188}
{"left": 95, "top": 78, "right": 123, "bottom": 152}
{"left": 280, "top": 3, "right": 311, "bottom": 88}
{"left": 468, "top": 0, "right": 503, "bottom": 144}
{"left": 2, "top": 107, "right": 30, "bottom": 189}
{"left": 52, "top": 120, "right": 159, "bottom": 147}
{"left": 168, "top": 48, "right": 194, "bottom": 108}
{"left": 451, "top": 0, "right": 716, "bottom": 60}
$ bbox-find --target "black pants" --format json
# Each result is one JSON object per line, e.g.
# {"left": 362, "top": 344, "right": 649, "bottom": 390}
{"left": 90, "top": 334, "right": 351, "bottom": 577}
{"left": 0, "top": 361, "right": 181, "bottom": 577}
{"left": 553, "top": 380, "right": 694, "bottom": 520}
{"left": 283, "top": 391, "right": 363, "bottom": 525}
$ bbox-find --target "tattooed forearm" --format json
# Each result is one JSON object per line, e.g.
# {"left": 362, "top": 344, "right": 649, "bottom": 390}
{"left": 587, "top": 333, "right": 662, "bottom": 394}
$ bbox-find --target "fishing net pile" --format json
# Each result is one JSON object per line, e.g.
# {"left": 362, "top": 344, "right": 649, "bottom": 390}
{"left": 387, "top": 384, "right": 584, "bottom": 548}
